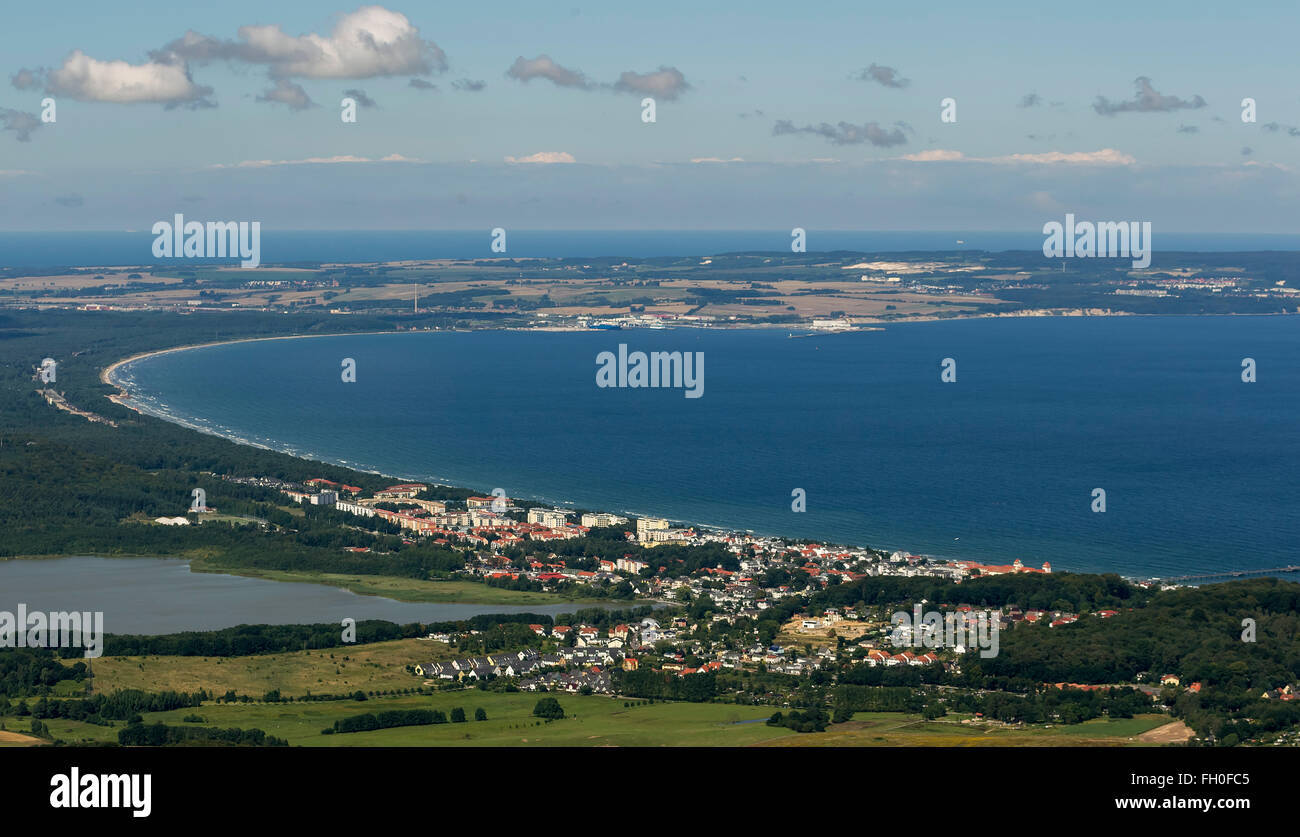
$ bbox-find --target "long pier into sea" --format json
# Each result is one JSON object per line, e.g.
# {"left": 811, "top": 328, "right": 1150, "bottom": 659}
{"left": 1154, "top": 565, "right": 1300, "bottom": 585}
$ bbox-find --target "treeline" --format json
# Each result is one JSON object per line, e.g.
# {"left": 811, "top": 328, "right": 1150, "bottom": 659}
{"left": 91, "top": 620, "right": 425, "bottom": 657}
{"left": 551, "top": 605, "right": 659, "bottom": 632}
{"left": 55, "top": 614, "right": 578, "bottom": 661}
{"left": 0, "top": 649, "right": 86, "bottom": 697}
{"left": 965, "top": 579, "right": 1300, "bottom": 691}
{"left": 829, "top": 684, "right": 1152, "bottom": 726}
{"left": 325, "top": 707, "right": 475, "bottom": 734}
{"left": 613, "top": 669, "right": 717, "bottom": 702}
{"left": 12, "top": 689, "right": 203, "bottom": 722}
{"left": 810, "top": 571, "right": 1147, "bottom": 614}
{"left": 767, "top": 708, "right": 829, "bottom": 732}
{"left": 118, "top": 722, "right": 287, "bottom": 747}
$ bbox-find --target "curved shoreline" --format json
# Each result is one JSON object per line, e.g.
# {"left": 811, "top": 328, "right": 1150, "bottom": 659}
{"left": 100, "top": 329, "right": 409, "bottom": 401}
{"left": 96, "top": 320, "right": 1288, "bottom": 582}
{"left": 96, "top": 328, "right": 939, "bottom": 563}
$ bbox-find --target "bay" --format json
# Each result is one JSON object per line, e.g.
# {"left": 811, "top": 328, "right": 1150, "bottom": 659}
{"left": 112, "top": 316, "right": 1300, "bottom": 580}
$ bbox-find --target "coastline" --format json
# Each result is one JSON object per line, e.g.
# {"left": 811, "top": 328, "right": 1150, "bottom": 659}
{"left": 94, "top": 318, "right": 1297, "bottom": 584}
{"left": 97, "top": 329, "right": 943, "bottom": 568}
{"left": 100, "top": 329, "right": 410, "bottom": 400}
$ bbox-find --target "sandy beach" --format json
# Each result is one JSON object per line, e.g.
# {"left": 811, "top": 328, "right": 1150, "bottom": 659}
{"left": 99, "top": 330, "right": 410, "bottom": 411}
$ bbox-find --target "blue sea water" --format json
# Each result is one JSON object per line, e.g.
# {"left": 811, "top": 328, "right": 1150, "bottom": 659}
{"left": 110, "top": 318, "right": 1300, "bottom": 581}
{"left": 5, "top": 229, "right": 1300, "bottom": 268}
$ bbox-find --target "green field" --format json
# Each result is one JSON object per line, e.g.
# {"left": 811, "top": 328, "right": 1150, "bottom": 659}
{"left": 85, "top": 638, "right": 452, "bottom": 697}
{"left": 41, "top": 691, "right": 799, "bottom": 747}
{"left": 34, "top": 691, "right": 1177, "bottom": 748}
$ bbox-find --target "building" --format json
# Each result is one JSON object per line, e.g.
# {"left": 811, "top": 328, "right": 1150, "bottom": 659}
{"left": 335, "top": 499, "right": 376, "bottom": 518}
{"left": 374, "top": 483, "right": 427, "bottom": 500}
{"left": 581, "top": 512, "right": 628, "bottom": 528}
{"left": 527, "top": 508, "right": 569, "bottom": 528}
{"left": 951, "top": 558, "right": 1051, "bottom": 577}
{"left": 636, "top": 517, "right": 670, "bottom": 534}
{"left": 616, "top": 556, "right": 649, "bottom": 574}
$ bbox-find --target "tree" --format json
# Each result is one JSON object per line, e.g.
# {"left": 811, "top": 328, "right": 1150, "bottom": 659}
{"left": 533, "top": 697, "right": 565, "bottom": 720}
{"left": 474, "top": 707, "right": 487, "bottom": 721}
{"left": 450, "top": 707, "right": 466, "bottom": 723}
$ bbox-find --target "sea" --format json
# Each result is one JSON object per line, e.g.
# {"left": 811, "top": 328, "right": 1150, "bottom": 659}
{"left": 109, "top": 317, "right": 1300, "bottom": 582}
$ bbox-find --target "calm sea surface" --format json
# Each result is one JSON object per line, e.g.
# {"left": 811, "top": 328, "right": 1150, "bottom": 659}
{"left": 110, "top": 317, "right": 1300, "bottom": 580}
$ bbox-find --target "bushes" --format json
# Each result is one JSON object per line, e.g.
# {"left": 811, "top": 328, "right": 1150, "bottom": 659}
{"left": 766, "top": 708, "right": 829, "bottom": 733}
{"left": 533, "top": 697, "right": 565, "bottom": 720}
{"left": 119, "top": 722, "right": 287, "bottom": 747}
{"left": 328, "top": 706, "right": 482, "bottom": 734}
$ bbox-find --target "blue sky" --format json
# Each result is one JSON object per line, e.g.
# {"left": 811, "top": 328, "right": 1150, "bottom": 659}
{"left": 2, "top": 1, "right": 1298, "bottom": 231}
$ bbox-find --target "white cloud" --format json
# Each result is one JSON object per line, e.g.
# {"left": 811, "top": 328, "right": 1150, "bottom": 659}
{"left": 165, "top": 6, "right": 445, "bottom": 80}
{"left": 1242, "top": 160, "right": 1294, "bottom": 173}
{"left": 899, "top": 148, "right": 1136, "bottom": 165}
{"left": 900, "top": 149, "right": 966, "bottom": 162}
{"left": 990, "top": 148, "right": 1136, "bottom": 165}
{"left": 210, "top": 154, "right": 425, "bottom": 169}
{"left": 504, "top": 151, "right": 576, "bottom": 164}
{"left": 690, "top": 157, "right": 744, "bottom": 163}
{"left": 44, "top": 50, "right": 213, "bottom": 107}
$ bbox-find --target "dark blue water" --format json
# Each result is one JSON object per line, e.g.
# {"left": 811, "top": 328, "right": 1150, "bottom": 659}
{"left": 111, "top": 318, "right": 1300, "bottom": 579}
{"left": 5, "top": 230, "right": 1300, "bottom": 268}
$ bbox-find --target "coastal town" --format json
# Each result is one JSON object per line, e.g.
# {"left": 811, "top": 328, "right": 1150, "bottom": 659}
{"left": 203, "top": 473, "right": 1212, "bottom": 702}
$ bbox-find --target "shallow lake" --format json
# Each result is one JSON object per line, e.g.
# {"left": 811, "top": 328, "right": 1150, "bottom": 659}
{"left": 0, "top": 557, "right": 608, "bottom": 634}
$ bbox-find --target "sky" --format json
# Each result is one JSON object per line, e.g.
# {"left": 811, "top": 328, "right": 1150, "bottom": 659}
{"left": 1, "top": 1, "right": 1299, "bottom": 232}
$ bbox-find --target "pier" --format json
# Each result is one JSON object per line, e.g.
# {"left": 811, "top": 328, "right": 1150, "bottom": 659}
{"left": 1155, "top": 565, "right": 1300, "bottom": 585}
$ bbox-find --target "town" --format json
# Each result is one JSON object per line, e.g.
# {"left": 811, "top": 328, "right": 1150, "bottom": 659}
{"left": 202, "top": 473, "right": 1232, "bottom": 718}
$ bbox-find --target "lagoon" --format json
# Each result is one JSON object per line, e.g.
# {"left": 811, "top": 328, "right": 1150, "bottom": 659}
{"left": 0, "top": 557, "right": 596, "bottom": 635}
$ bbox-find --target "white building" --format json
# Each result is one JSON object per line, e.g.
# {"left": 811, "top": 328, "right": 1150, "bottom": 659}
{"left": 527, "top": 508, "right": 569, "bottom": 528}
{"left": 581, "top": 512, "right": 628, "bottom": 528}
{"left": 336, "top": 499, "right": 376, "bottom": 518}
{"left": 636, "top": 517, "right": 670, "bottom": 534}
